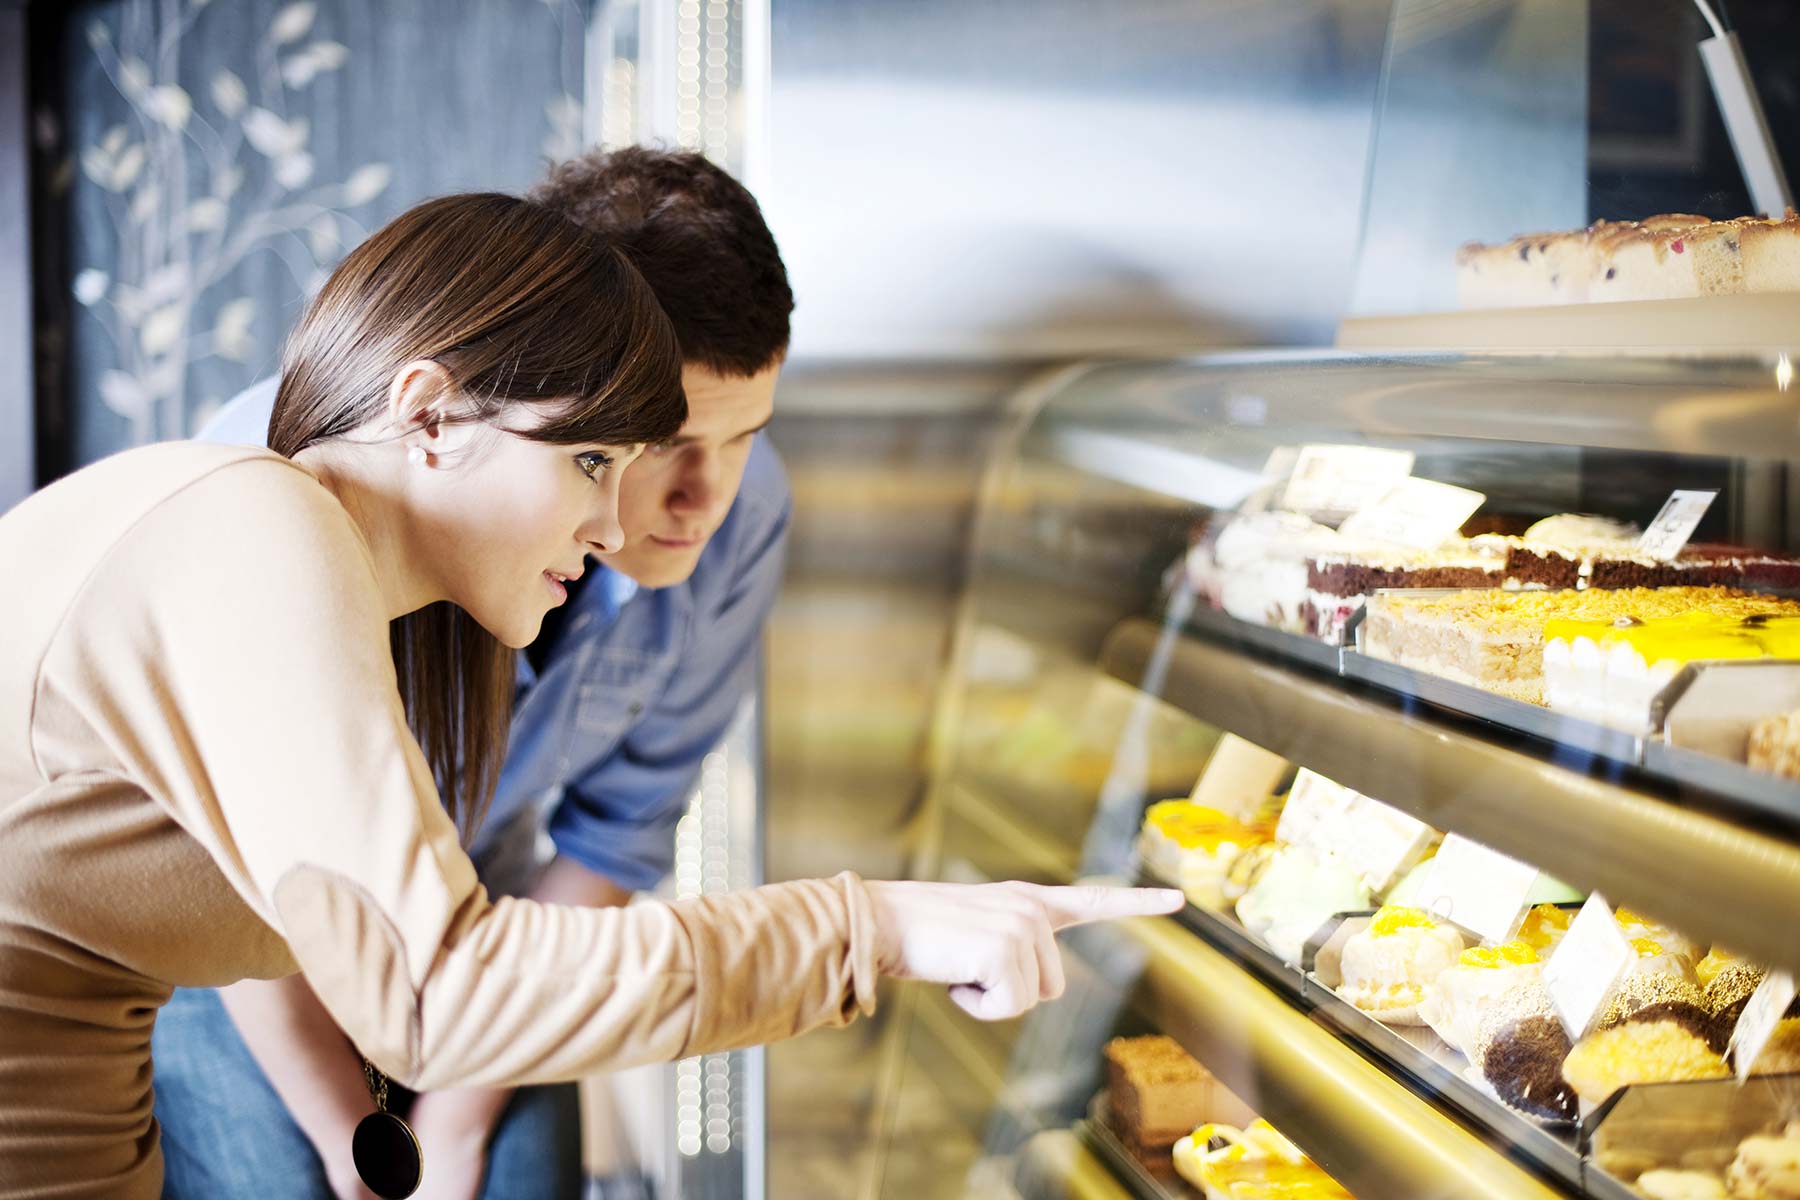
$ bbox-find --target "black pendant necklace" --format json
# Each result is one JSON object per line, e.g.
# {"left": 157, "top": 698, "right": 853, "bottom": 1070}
{"left": 354, "top": 1059, "right": 423, "bottom": 1199}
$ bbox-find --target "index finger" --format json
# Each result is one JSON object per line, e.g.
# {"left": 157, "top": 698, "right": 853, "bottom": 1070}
{"left": 1028, "top": 884, "right": 1184, "bottom": 931}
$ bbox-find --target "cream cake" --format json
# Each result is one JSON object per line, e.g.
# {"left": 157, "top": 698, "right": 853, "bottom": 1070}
{"left": 1419, "top": 939, "right": 1542, "bottom": 1056}
{"left": 1541, "top": 613, "right": 1791, "bottom": 730}
{"left": 1336, "top": 906, "right": 1466, "bottom": 1026}
{"left": 1456, "top": 211, "right": 1800, "bottom": 309}
{"left": 1235, "top": 846, "right": 1372, "bottom": 966}
{"left": 1364, "top": 587, "right": 1791, "bottom": 706}
{"left": 1138, "top": 800, "right": 1273, "bottom": 911}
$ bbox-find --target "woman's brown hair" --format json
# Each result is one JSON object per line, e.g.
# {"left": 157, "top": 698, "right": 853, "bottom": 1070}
{"left": 269, "top": 192, "right": 685, "bottom": 840}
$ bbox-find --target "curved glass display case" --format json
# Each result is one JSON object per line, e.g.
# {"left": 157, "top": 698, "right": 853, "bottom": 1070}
{"left": 870, "top": 349, "right": 1800, "bottom": 1200}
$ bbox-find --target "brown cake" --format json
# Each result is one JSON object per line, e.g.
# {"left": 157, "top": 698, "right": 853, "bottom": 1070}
{"left": 1474, "top": 984, "right": 1579, "bottom": 1122}
{"left": 1105, "top": 1035, "right": 1216, "bottom": 1170}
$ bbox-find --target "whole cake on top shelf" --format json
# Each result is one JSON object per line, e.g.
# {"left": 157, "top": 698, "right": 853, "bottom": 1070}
{"left": 1456, "top": 211, "right": 1800, "bottom": 309}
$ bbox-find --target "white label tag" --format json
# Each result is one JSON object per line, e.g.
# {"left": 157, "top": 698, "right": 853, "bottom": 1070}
{"left": 1336, "top": 795, "right": 1436, "bottom": 895}
{"left": 1544, "top": 895, "right": 1635, "bottom": 1041}
{"left": 1339, "top": 478, "right": 1488, "bottom": 551}
{"left": 1275, "top": 768, "right": 1359, "bottom": 857}
{"left": 1637, "top": 489, "right": 1718, "bottom": 561}
{"left": 1190, "top": 734, "right": 1290, "bottom": 823}
{"left": 1730, "top": 970, "right": 1798, "bottom": 1081}
{"left": 1412, "top": 834, "right": 1541, "bottom": 943}
{"left": 1238, "top": 447, "right": 1299, "bottom": 516}
{"left": 1280, "top": 445, "right": 1415, "bottom": 518}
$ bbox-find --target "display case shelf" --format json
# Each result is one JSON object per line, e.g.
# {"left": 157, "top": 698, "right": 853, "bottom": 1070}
{"left": 1157, "top": 892, "right": 1594, "bottom": 1197}
{"left": 1101, "top": 616, "right": 1800, "bottom": 976}
{"left": 1125, "top": 917, "right": 1566, "bottom": 1200}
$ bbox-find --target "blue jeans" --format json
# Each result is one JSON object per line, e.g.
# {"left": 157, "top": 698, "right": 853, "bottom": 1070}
{"left": 153, "top": 987, "right": 581, "bottom": 1199}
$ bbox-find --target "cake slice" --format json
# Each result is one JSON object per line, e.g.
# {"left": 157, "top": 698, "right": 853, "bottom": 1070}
{"left": 1456, "top": 229, "right": 1592, "bottom": 308}
{"left": 1739, "top": 209, "right": 1800, "bottom": 294}
{"left": 1586, "top": 215, "right": 1736, "bottom": 304}
{"left": 1105, "top": 1035, "right": 1238, "bottom": 1170}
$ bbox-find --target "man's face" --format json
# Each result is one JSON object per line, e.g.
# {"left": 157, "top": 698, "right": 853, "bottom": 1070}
{"left": 602, "top": 361, "right": 779, "bottom": 588}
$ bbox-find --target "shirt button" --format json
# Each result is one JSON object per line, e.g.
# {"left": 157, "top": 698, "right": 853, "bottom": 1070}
{"left": 628, "top": 702, "right": 644, "bottom": 717}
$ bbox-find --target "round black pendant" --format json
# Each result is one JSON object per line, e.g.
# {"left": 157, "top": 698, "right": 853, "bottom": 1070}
{"left": 353, "top": 1110, "right": 423, "bottom": 1199}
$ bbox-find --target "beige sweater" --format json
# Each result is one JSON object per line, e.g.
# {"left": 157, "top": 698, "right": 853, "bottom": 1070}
{"left": 0, "top": 443, "right": 878, "bottom": 1198}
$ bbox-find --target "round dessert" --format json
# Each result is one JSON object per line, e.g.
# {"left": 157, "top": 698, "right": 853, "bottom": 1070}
{"left": 1139, "top": 800, "right": 1269, "bottom": 910}
{"left": 1615, "top": 907, "right": 1703, "bottom": 964}
{"left": 1337, "top": 906, "right": 1466, "bottom": 1026}
{"left": 1726, "top": 1126, "right": 1800, "bottom": 1200}
{"left": 1632, "top": 1169, "right": 1727, "bottom": 1200}
{"left": 1601, "top": 969, "right": 1711, "bottom": 1042}
{"left": 1517, "top": 902, "right": 1577, "bottom": 952}
{"left": 1235, "top": 847, "right": 1371, "bottom": 967}
{"left": 1419, "top": 939, "right": 1542, "bottom": 1057}
{"left": 1702, "top": 958, "right": 1767, "bottom": 1043}
{"left": 1474, "top": 983, "right": 1578, "bottom": 1122}
{"left": 1171, "top": 1120, "right": 1353, "bottom": 1200}
{"left": 1561, "top": 1018, "right": 1728, "bottom": 1112}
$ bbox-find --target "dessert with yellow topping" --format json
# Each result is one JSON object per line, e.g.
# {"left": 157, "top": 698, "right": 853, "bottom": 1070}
{"left": 1517, "top": 903, "right": 1576, "bottom": 951}
{"left": 1562, "top": 1017, "right": 1728, "bottom": 1112}
{"left": 1336, "top": 906, "right": 1466, "bottom": 1026}
{"left": 1171, "top": 1119, "right": 1355, "bottom": 1200}
{"left": 1363, "top": 587, "right": 1796, "bottom": 706}
{"left": 1616, "top": 907, "right": 1703, "bottom": 965}
{"left": 1138, "top": 800, "right": 1273, "bottom": 911}
{"left": 1419, "top": 938, "right": 1542, "bottom": 1056}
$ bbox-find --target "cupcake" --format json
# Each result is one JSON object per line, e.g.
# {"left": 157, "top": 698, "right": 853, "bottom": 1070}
{"left": 1419, "top": 939, "right": 1543, "bottom": 1057}
{"left": 1337, "top": 906, "right": 1466, "bottom": 1026}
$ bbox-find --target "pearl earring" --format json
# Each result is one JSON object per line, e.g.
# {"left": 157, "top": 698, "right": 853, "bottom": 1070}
{"left": 408, "top": 445, "right": 428, "bottom": 468}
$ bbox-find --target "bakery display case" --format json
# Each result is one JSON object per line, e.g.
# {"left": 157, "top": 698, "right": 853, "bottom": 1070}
{"left": 868, "top": 349, "right": 1800, "bottom": 1200}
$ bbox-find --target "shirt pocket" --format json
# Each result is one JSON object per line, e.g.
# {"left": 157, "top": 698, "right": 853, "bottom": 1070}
{"left": 575, "top": 648, "right": 661, "bottom": 739}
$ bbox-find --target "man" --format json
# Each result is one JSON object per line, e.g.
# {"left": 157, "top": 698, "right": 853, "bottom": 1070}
{"left": 153, "top": 146, "right": 793, "bottom": 1200}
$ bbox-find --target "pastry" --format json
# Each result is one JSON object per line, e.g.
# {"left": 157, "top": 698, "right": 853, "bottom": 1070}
{"left": 1172, "top": 1119, "right": 1354, "bottom": 1200}
{"left": 1363, "top": 587, "right": 1798, "bottom": 706}
{"left": 1419, "top": 939, "right": 1542, "bottom": 1056}
{"left": 1634, "top": 1169, "right": 1729, "bottom": 1200}
{"left": 1750, "top": 710, "right": 1800, "bottom": 781}
{"left": 1139, "top": 800, "right": 1271, "bottom": 909}
{"left": 1105, "top": 1035, "right": 1221, "bottom": 1170}
{"left": 1616, "top": 909, "right": 1704, "bottom": 966}
{"left": 1562, "top": 1017, "right": 1729, "bottom": 1111}
{"left": 1726, "top": 1124, "right": 1800, "bottom": 1200}
{"left": 1337, "top": 906, "right": 1466, "bottom": 1026}
{"left": 1455, "top": 211, "right": 1800, "bottom": 310}
{"left": 1235, "top": 846, "right": 1372, "bottom": 966}
{"left": 1517, "top": 902, "right": 1578, "bottom": 951}
{"left": 1474, "top": 983, "right": 1579, "bottom": 1121}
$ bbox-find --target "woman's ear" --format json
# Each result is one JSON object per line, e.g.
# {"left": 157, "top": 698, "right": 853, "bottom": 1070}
{"left": 388, "top": 360, "right": 479, "bottom": 465}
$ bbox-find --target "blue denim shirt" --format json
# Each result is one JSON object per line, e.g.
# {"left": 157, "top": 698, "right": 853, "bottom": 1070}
{"left": 197, "top": 380, "right": 789, "bottom": 894}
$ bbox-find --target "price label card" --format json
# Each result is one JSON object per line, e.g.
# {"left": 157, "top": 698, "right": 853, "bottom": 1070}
{"left": 1338, "top": 478, "right": 1488, "bottom": 551}
{"left": 1544, "top": 895, "right": 1635, "bottom": 1040}
{"left": 1238, "top": 447, "right": 1299, "bottom": 516}
{"left": 1337, "top": 795, "right": 1436, "bottom": 895}
{"left": 1412, "top": 834, "right": 1541, "bottom": 943}
{"left": 1637, "top": 489, "right": 1718, "bottom": 562}
{"left": 1275, "top": 769, "right": 1359, "bottom": 857}
{"left": 1280, "top": 445, "right": 1415, "bottom": 519}
{"left": 1190, "top": 734, "right": 1290, "bottom": 823}
{"left": 1730, "top": 970, "right": 1798, "bottom": 1081}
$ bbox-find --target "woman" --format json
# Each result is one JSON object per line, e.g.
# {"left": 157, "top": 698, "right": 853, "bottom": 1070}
{"left": 0, "top": 192, "right": 1176, "bottom": 1197}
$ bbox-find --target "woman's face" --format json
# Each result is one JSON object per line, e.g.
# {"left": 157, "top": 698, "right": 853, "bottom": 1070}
{"left": 421, "top": 425, "right": 645, "bottom": 649}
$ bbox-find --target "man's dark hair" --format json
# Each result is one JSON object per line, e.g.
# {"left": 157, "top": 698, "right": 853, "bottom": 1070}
{"left": 528, "top": 146, "right": 793, "bottom": 378}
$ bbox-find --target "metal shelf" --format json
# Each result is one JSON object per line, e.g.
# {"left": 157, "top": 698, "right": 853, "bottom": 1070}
{"left": 1100, "top": 617, "right": 1800, "bottom": 976}
{"left": 1124, "top": 916, "right": 1567, "bottom": 1200}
